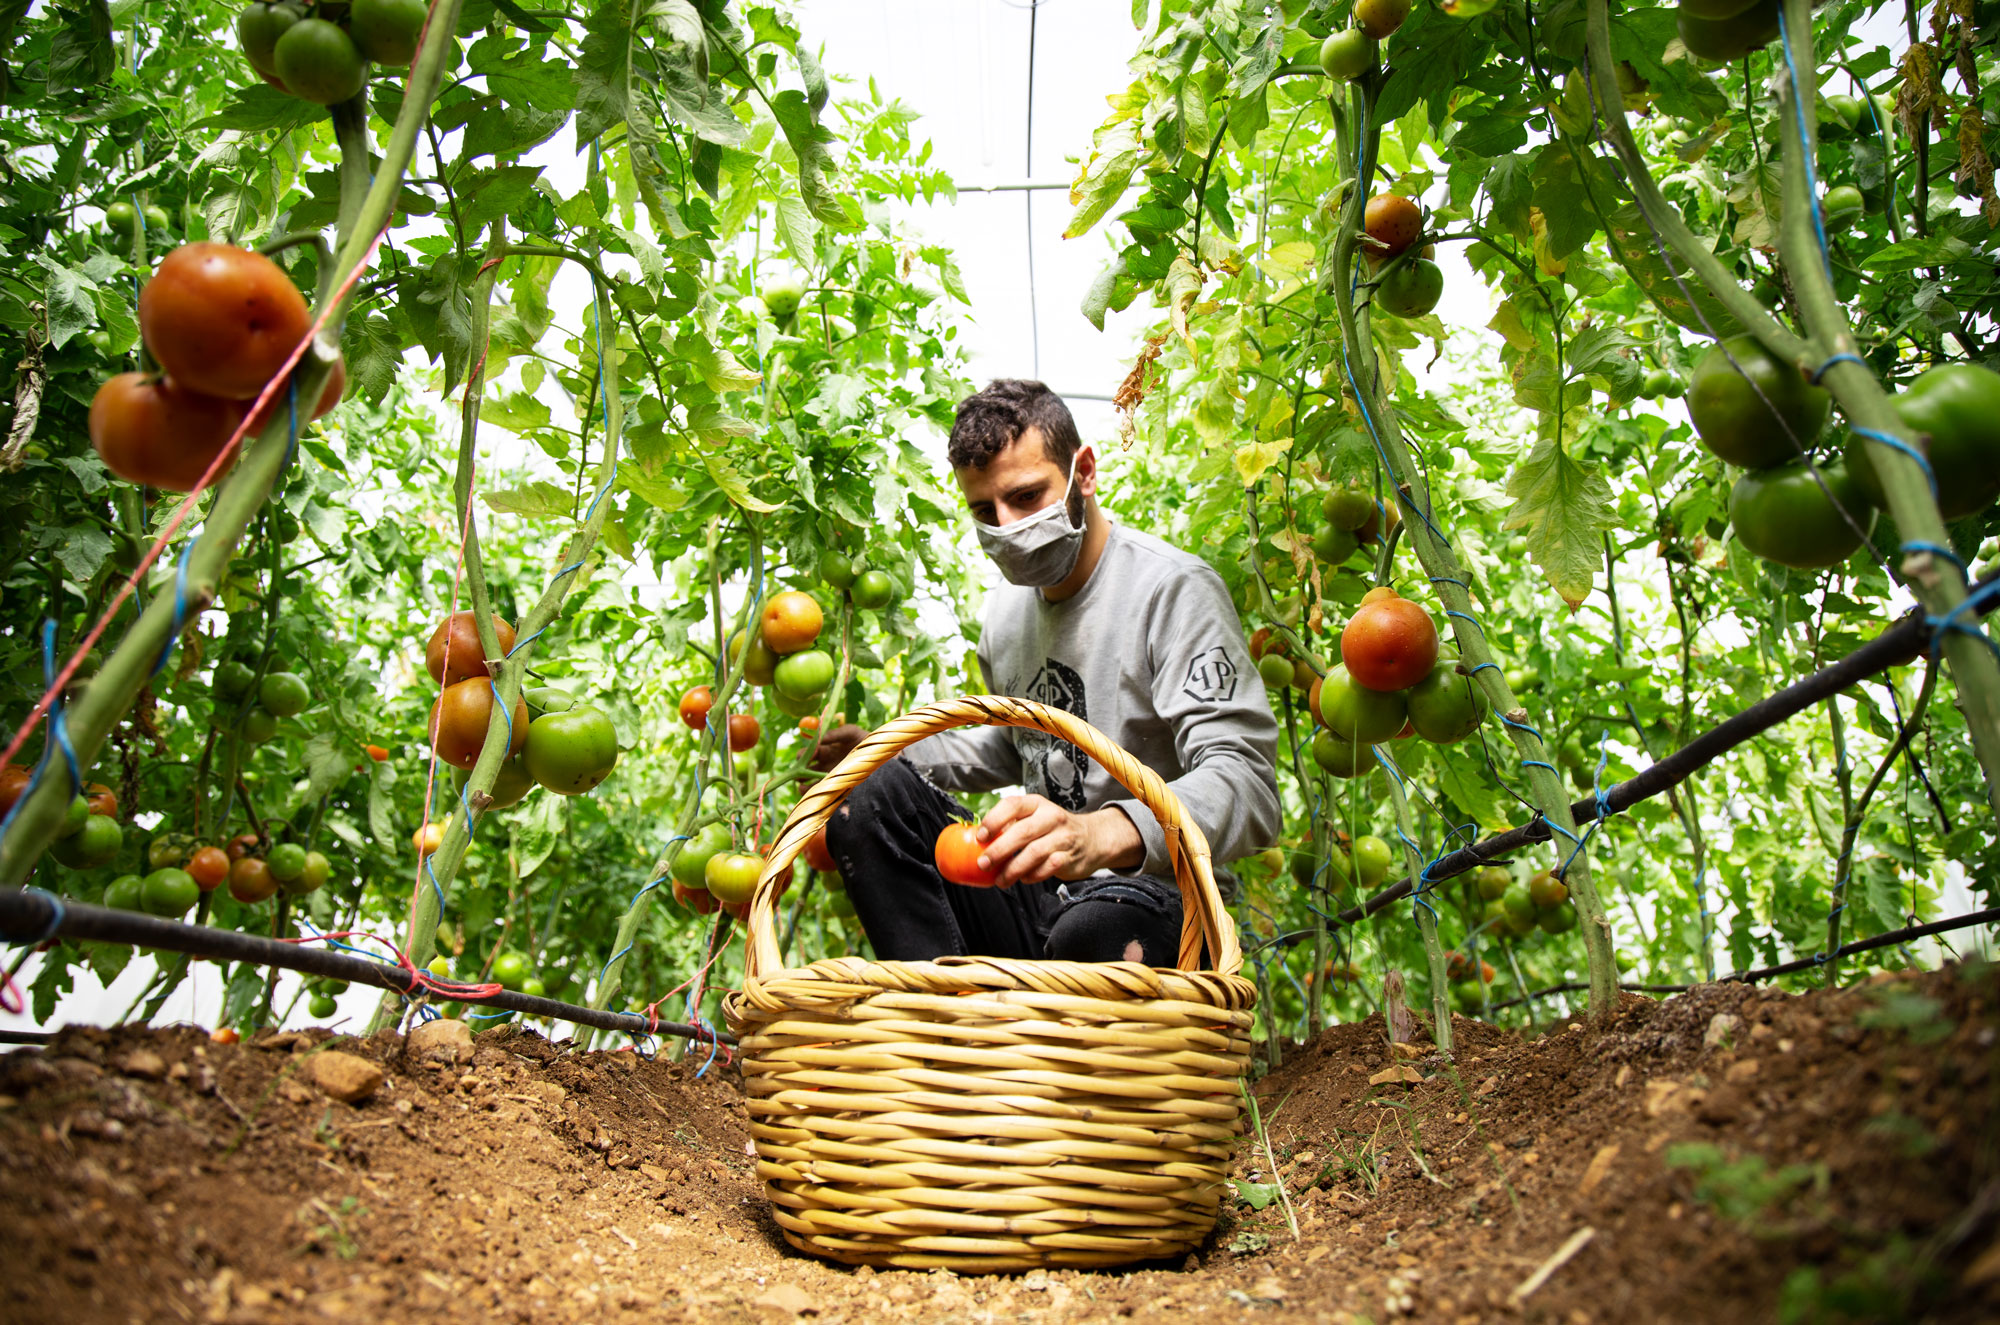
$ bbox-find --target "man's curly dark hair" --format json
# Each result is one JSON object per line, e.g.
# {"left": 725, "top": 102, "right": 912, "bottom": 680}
{"left": 947, "top": 379, "right": 1081, "bottom": 473}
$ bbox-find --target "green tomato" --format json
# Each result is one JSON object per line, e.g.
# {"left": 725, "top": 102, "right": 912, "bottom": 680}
{"left": 258, "top": 671, "right": 310, "bottom": 718}
{"left": 1538, "top": 905, "right": 1579, "bottom": 934}
{"left": 1316, "top": 665, "right": 1407, "bottom": 745}
{"left": 1405, "top": 656, "right": 1488, "bottom": 744}
{"left": 240, "top": 706, "right": 279, "bottom": 744}
{"left": 143, "top": 204, "right": 170, "bottom": 232}
{"left": 1474, "top": 866, "right": 1511, "bottom": 900}
{"left": 1318, "top": 28, "right": 1371, "bottom": 81}
{"left": 147, "top": 834, "right": 191, "bottom": 871}
{"left": 1729, "top": 460, "right": 1875, "bottom": 570}
{"left": 348, "top": 0, "right": 427, "bottom": 64}
{"left": 1818, "top": 93, "right": 1865, "bottom": 139}
{"left": 1352, "top": 835, "right": 1393, "bottom": 888}
{"left": 298, "top": 850, "right": 331, "bottom": 893}
{"left": 236, "top": 2, "right": 304, "bottom": 76}
{"left": 106, "top": 201, "right": 139, "bottom": 234}
{"left": 773, "top": 649, "right": 836, "bottom": 701}
{"left": 1687, "top": 335, "right": 1831, "bottom": 468}
{"left": 51, "top": 813, "right": 121, "bottom": 869}
{"left": 1821, "top": 185, "right": 1865, "bottom": 233}
{"left": 704, "top": 851, "right": 763, "bottom": 905}
{"left": 524, "top": 707, "right": 619, "bottom": 795}
{"left": 850, "top": 570, "right": 894, "bottom": 611}
{"left": 671, "top": 823, "right": 734, "bottom": 888}
{"left": 104, "top": 874, "right": 145, "bottom": 912}
{"left": 267, "top": 842, "right": 308, "bottom": 884}
{"left": 489, "top": 951, "right": 531, "bottom": 991}
{"left": 761, "top": 276, "right": 804, "bottom": 319}
{"left": 56, "top": 795, "right": 90, "bottom": 840}
{"left": 771, "top": 686, "right": 823, "bottom": 719}
{"left": 1376, "top": 259, "right": 1443, "bottom": 319}
{"left": 426, "top": 955, "right": 451, "bottom": 978}
{"left": 1321, "top": 487, "right": 1375, "bottom": 531}
{"left": 140, "top": 868, "right": 198, "bottom": 917}
{"left": 819, "top": 550, "right": 857, "bottom": 590}
{"left": 728, "top": 630, "right": 781, "bottom": 687}
{"left": 213, "top": 661, "right": 256, "bottom": 702}
{"left": 520, "top": 975, "right": 546, "bottom": 999}
{"left": 273, "top": 18, "right": 368, "bottom": 106}
{"left": 1311, "top": 523, "right": 1359, "bottom": 566}
{"left": 1846, "top": 363, "right": 2000, "bottom": 520}
{"left": 1451, "top": 979, "right": 1487, "bottom": 1014}
{"left": 1257, "top": 654, "right": 1295, "bottom": 691}
{"left": 1675, "top": 0, "right": 1780, "bottom": 62}
{"left": 1310, "top": 729, "right": 1371, "bottom": 778}
{"left": 1501, "top": 884, "right": 1539, "bottom": 925}
{"left": 308, "top": 994, "right": 340, "bottom": 1020}
{"left": 525, "top": 686, "right": 575, "bottom": 716}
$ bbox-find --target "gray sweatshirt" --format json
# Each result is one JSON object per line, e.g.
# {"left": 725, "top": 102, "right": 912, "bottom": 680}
{"left": 906, "top": 523, "right": 1281, "bottom": 878}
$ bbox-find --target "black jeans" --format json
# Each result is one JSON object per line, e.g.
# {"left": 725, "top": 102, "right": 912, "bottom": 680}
{"left": 825, "top": 756, "right": 1187, "bottom": 965}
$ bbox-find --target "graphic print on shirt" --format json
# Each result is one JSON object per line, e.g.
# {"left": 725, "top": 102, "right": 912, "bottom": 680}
{"left": 1181, "top": 644, "right": 1239, "bottom": 704}
{"left": 1016, "top": 658, "right": 1089, "bottom": 811}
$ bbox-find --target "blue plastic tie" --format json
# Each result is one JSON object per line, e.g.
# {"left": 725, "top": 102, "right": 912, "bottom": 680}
{"left": 1776, "top": 8, "right": 1836, "bottom": 285}
{"left": 1901, "top": 541, "right": 1966, "bottom": 574}
{"left": 1445, "top": 610, "right": 1484, "bottom": 634}
{"left": 1467, "top": 661, "right": 1500, "bottom": 677}
{"left": 1499, "top": 713, "right": 1545, "bottom": 741}
{"left": 506, "top": 627, "right": 548, "bottom": 658}
{"left": 1428, "top": 576, "right": 1467, "bottom": 590}
{"left": 1852, "top": 427, "right": 1937, "bottom": 500}
{"left": 488, "top": 678, "right": 515, "bottom": 751}
{"left": 1926, "top": 578, "right": 2000, "bottom": 660}
{"left": 1811, "top": 352, "right": 1867, "bottom": 383}
{"left": 150, "top": 541, "right": 197, "bottom": 679}
{"left": 1520, "top": 759, "right": 1557, "bottom": 775}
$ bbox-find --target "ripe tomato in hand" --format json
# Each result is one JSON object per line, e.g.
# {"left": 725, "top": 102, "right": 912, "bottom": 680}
{"left": 935, "top": 822, "right": 1000, "bottom": 887}
{"left": 1340, "top": 590, "right": 1439, "bottom": 693}
{"left": 90, "top": 372, "right": 245, "bottom": 491}
{"left": 138, "top": 244, "right": 313, "bottom": 402}
{"left": 426, "top": 611, "right": 515, "bottom": 686}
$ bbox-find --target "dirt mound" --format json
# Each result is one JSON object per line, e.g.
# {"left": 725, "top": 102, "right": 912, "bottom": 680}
{"left": 2, "top": 966, "right": 1997, "bottom": 1322}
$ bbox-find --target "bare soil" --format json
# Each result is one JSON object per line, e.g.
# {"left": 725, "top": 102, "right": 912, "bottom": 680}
{"left": 3, "top": 964, "right": 1998, "bottom": 1323}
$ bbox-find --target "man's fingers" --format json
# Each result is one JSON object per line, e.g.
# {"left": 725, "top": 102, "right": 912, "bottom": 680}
{"left": 977, "top": 795, "right": 1041, "bottom": 844}
{"left": 1002, "top": 839, "right": 1068, "bottom": 886}
{"left": 979, "top": 802, "right": 1058, "bottom": 867}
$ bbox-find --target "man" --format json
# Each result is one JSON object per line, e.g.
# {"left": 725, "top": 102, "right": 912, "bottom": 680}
{"left": 815, "top": 379, "right": 1279, "bottom": 966}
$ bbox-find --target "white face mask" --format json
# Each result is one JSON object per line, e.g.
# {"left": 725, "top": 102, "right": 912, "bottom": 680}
{"left": 972, "top": 450, "right": 1087, "bottom": 588}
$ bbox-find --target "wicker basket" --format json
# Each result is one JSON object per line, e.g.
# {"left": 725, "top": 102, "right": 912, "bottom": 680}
{"left": 723, "top": 696, "right": 1258, "bottom": 1272}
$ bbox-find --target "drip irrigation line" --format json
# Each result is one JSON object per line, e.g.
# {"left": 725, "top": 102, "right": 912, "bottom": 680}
{"left": 1313, "top": 579, "right": 1998, "bottom": 932}
{"left": 1487, "top": 905, "right": 2000, "bottom": 1011}
{"left": 0, "top": 891, "right": 737, "bottom": 1047}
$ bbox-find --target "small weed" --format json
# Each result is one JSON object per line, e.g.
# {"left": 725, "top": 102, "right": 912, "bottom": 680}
{"left": 1230, "top": 1178, "right": 1283, "bottom": 1211}
{"left": 1665, "top": 1143, "right": 1826, "bottom": 1228}
{"left": 1237, "top": 1079, "right": 1300, "bottom": 1241}
{"left": 1861, "top": 1109, "right": 1938, "bottom": 1160}
{"left": 1854, "top": 989, "right": 1954, "bottom": 1046}
{"left": 1777, "top": 1235, "right": 1945, "bottom": 1323}
{"left": 1227, "top": 1229, "right": 1270, "bottom": 1257}
{"left": 297, "top": 1196, "right": 367, "bottom": 1259}
{"left": 313, "top": 1108, "right": 342, "bottom": 1151}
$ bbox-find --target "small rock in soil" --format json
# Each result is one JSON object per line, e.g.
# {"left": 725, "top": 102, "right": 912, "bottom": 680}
{"left": 409, "top": 1019, "right": 474, "bottom": 1064}
{"left": 113, "top": 1049, "right": 166, "bottom": 1080}
{"left": 308, "top": 1052, "right": 386, "bottom": 1104}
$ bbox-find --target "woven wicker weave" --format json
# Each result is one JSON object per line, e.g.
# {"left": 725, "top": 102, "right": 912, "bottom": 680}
{"left": 723, "top": 696, "right": 1258, "bottom": 1272}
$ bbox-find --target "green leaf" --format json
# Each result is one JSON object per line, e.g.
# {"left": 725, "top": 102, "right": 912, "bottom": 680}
{"left": 512, "top": 787, "right": 565, "bottom": 878}
{"left": 1232, "top": 437, "right": 1290, "bottom": 486}
{"left": 702, "top": 453, "right": 781, "bottom": 512}
{"left": 1860, "top": 234, "right": 1974, "bottom": 273}
{"left": 482, "top": 388, "right": 553, "bottom": 435}
{"left": 1502, "top": 440, "right": 1613, "bottom": 608}
{"left": 301, "top": 730, "right": 351, "bottom": 805}
{"left": 47, "top": 0, "right": 114, "bottom": 93}
{"left": 33, "top": 254, "right": 96, "bottom": 349}
{"left": 1064, "top": 122, "right": 1141, "bottom": 239}
{"left": 367, "top": 759, "right": 398, "bottom": 848}
{"left": 1230, "top": 1179, "right": 1280, "bottom": 1210}
{"left": 56, "top": 524, "right": 112, "bottom": 583}
{"left": 1081, "top": 255, "right": 1126, "bottom": 332}
{"left": 485, "top": 481, "right": 575, "bottom": 519}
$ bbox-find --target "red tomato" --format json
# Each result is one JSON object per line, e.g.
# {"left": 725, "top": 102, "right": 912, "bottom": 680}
{"left": 242, "top": 355, "right": 346, "bottom": 436}
{"left": 804, "top": 824, "right": 837, "bottom": 874}
{"left": 210, "top": 1027, "right": 240, "bottom": 1045}
{"left": 84, "top": 782, "right": 119, "bottom": 819}
{"left": 727, "top": 713, "right": 761, "bottom": 752}
{"left": 672, "top": 877, "right": 718, "bottom": 915}
{"left": 0, "top": 765, "right": 26, "bottom": 817}
{"left": 225, "top": 832, "right": 261, "bottom": 862}
{"left": 425, "top": 611, "right": 515, "bottom": 686}
{"left": 1340, "top": 591, "right": 1439, "bottom": 693}
{"left": 90, "top": 373, "right": 246, "bottom": 491}
{"left": 185, "top": 846, "right": 230, "bottom": 891}
{"left": 365, "top": 743, "right": 390, "bottom": 762}
{"left": 679, "top": 685, "right": 714, "bottom": 731}
{"left": 138, "top": 243, "right": 313, "bottom": 401}
{"left": 935, "top": 822, "right": 1000, "bottom": 887}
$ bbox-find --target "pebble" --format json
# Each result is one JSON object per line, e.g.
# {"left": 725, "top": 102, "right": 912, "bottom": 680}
{"left": 113, "top": 1049, "right": 166, "bottom": 1080}
{"left": 308, "top": 1052, "right": 386, "bottom": 1104}
{"left": 410, "top": 1019, "right": 474, "bottom": 1064}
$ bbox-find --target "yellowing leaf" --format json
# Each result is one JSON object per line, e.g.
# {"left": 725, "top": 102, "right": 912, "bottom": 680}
{"left": 1489, "top": 300, "right": 1538, "bottom": 351}
{"left": 701, "top": 453, "right": 781, "bottom": 512}
{"left": 1502, "top": 440, "right": 1612, "bottom": 609}
{"left": 1260, "top": 240, "right": 1316, "bottom": 283}
{"left": 1233, "top": 437, "right": 1291, "bottom": 487}
{"left": 1165, "top": 254, "right": 1205, "bottom": 356}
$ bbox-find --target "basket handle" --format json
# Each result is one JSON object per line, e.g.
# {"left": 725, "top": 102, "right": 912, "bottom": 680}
{"left": 741, "top": 695, "right": 1242, "bottom": 983}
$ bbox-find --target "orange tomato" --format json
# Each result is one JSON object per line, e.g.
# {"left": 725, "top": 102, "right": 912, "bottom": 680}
{"left": 934, "top": 822, "right": 1000, "bottom": 887}
{"left": 138, "top": 243, "right": 313, "bottom": 401}
{"left": 759, "top": 591, "right": 824, "bottom": 655}
{"left": 1340, "top": 590, "right": 1439, "bottom": 693}
{"left": 804, "top": 824, "right": 837, "bottom": 874}
{"left": 365, "top": 744, "right": 390, "bottom": 762}
{"left": 727, "top": 712, "right": 761, "bottom": 752}
{"left": 679, "top": 685, "right": 714, "bottom": 731}
{"left": 186, "top": 845, "right": 230, "bottom": 890}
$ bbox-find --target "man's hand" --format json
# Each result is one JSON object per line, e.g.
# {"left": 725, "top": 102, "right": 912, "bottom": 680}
{"left": 975, "top": 796, "right": 1144, "bottom": 886}
{"left": 807, "top": 723, "right": 869, "bottom": 773}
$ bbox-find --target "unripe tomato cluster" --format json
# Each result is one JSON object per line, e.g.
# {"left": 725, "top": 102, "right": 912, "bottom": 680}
{"left": 667, "top": 822, "right": 791, "bottom": 921}
{"left": 90, "top": 243, "right": 344, "bottom": 492}
{"left": 237, "top": 0, "right": 428, "bottom": 106}
{"left": 1683, "top": 337, "right": 2000, "bottom": 570}
{"left": 422, "top": 611, "right": 620, "bottom": 812}
{"left": 212, "top": 655, "right": 315, "bottom": 756}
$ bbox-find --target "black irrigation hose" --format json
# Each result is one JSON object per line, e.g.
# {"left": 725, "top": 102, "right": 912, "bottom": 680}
{"left": 1485, "top": 905, "right": 2000, "bottom": 1011}
{"left": 0, "top": 891, "right": 737, "bottom": 1047}
{"left": 1325, "top": 582, "right": 1999, "bottom": 929}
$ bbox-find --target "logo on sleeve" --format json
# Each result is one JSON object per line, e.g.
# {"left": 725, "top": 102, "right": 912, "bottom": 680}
{"left": 1182, "top": 645, "right": 1238, "bottom": 703}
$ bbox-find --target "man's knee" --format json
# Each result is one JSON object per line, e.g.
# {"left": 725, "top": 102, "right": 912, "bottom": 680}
{"left": 1044, "top": 899, "right": 1177, "bottom": 965}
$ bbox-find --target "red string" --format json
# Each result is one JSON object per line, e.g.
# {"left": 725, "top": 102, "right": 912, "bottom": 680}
{"left": 0, "top": 222, "right": 395, "bottom": 774}
{"left": 0, "top": 964, "right": 23, "bottom": 1016}
{"left": 283, "top": 928, "right": 505, "bottom": 1002}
